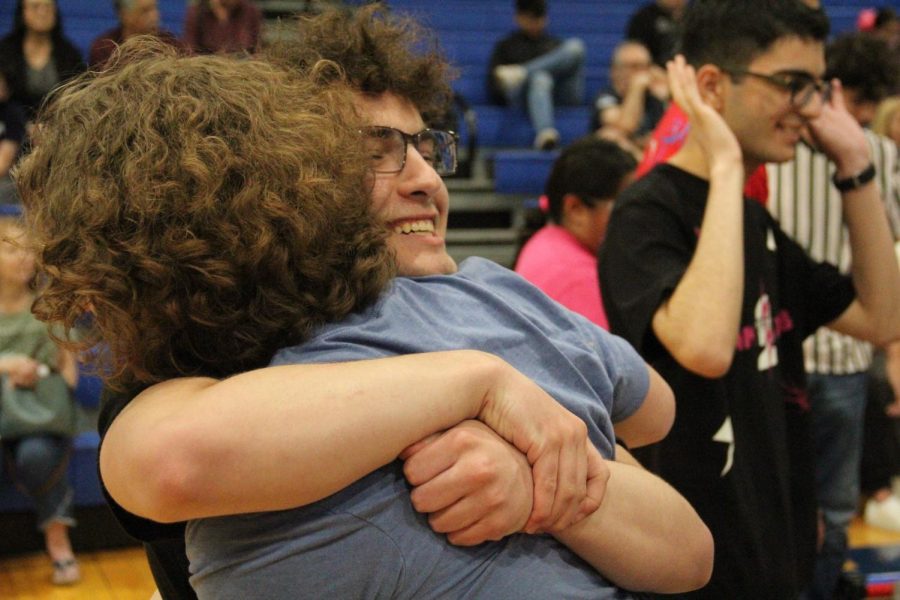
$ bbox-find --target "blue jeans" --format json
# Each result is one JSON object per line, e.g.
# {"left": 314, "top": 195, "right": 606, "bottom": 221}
{"left": 805, "top": 372, "right": 868, "bottom": 600}
{"left": 4, "top": 434, "right": 75, "bottom": 530}
{"left": 498, "top": 38, "right": 585, "bottom": 133}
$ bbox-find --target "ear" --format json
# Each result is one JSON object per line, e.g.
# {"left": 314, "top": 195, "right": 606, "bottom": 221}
{"left": 695, "top": 64, "right": 727, "bottom": 112}
{"left": 561, "top": 193, "right": 585, "bottom": 217}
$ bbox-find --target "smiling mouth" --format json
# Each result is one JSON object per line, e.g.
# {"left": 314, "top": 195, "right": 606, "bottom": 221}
{"left": 393, "top": 219, "right": 436, "bottom": 235}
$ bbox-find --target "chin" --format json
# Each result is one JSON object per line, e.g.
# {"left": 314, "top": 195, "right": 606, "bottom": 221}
{"left": 396, "top": 253, "right": 458, "bottom": 277}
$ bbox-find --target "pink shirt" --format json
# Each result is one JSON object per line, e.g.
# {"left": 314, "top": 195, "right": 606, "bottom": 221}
{"left": 514, "top": 224, "right": 608, "bottom": 329}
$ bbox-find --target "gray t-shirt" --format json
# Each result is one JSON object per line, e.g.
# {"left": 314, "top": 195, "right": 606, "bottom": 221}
{"left": 186, "top": 258, "right": 649, "bottom": 599}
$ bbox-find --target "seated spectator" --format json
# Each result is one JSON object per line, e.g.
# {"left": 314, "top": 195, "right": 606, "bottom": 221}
{"left": 874, "top": 96, "right": 900, "bottom": 146}
{"left": 625, "top": 0, "right": 685, "bottom": 66}
{"left": 0, "top": 0, "right": 85, "bottom": 120}
{"left": 0, "top": 68, "right": 26, "bottom": 203}
{"left": 0, "top": 215, "right": 80, "bottom": 585}
{"left": 514, "top": 137, "right": 636, "bottom": 329}
{"left": 591, "top": 40, "right": 667, "bottom": 153}
{"left": 89, "top": 0, "right": 180, "bottom": 68}
{"left": 183, "top": 0, "right": 262, "bottom": 55}
{"left": 17, "top": 20, "right": 713, "bottom": 598}
{"left": 488, "top": 0, "right": 585, "bottom": 150}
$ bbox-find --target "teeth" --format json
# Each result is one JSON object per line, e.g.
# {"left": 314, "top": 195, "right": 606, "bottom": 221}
{"left": 394, "top": 219, "right": 435, "bottom": 234}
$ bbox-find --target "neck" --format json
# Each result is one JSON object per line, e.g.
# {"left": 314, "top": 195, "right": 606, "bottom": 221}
{"left": 667, "top": 133, "right": 757, "bottom": 183}
{"left": 24, "top": 30, "right": 52, "bottom": 44}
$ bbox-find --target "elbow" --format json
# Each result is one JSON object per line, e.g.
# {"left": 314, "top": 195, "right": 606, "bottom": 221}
{"left": 871, "top": 321, "right": 900, "bottom": 348}
{"left": 682, "top": 525, "right": 714, "bottom": 592}
{"left": 654, "top": 521, "right": 714, "bottom": 593}
{"left": 102, "top": 421, "right": 208, "bottom": 523}
{"left": 674, "top": 344, "right": 733, "bottom": 380}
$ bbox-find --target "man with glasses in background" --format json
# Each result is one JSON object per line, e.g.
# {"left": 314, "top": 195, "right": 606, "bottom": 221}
{"left": 600, "top": 0, "right": 900, "bottom": 597}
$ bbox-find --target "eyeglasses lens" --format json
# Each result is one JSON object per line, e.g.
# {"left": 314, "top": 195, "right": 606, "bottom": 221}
{"left": 363, "top": 127, "right": 457, "bottom": 176}
{"left": 791, "top": 78, "right": 831, "bottom": 109}
{"left": 364, "top": 128, "right": 405, "bottom": 173}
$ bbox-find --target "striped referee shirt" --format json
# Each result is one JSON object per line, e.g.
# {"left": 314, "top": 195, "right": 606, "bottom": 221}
{"left": 767, "top": 129, "right": 900, "bottom": 375}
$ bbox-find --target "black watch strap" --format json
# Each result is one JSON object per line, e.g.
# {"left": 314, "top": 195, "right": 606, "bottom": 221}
{"left": 832, "top": 163, "right": 876, "bottom": 192}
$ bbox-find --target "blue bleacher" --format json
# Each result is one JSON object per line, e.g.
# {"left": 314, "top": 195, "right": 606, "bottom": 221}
{"left": 0, "top": 0, "right": 185, "bottom": 61}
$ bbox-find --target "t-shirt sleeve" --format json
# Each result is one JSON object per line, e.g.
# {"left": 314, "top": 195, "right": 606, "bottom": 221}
{"left": 596, "top": 331, "right": 651, "bottom": 423}
{"left": 599, "top": 179, "right": 690, "bottom": 359}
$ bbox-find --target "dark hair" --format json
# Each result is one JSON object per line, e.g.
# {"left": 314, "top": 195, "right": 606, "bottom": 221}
{"left": 515, "top": 137, "right": 636, "bottom": 258}
{"left": 680, "top": 0, "right": 829, "bottom": 70}
{"left": 10, "top": 0, "right": 68, "bottom": 46}
{"left": 516, "top": 0, "right": 547, "bottom": 18}
{"left": 826, "top": 33, "right": 899, "bottom": 104}
{"left": 265, "top": 5, "right": 455, "bottom": 126}
{"left": 16, "top": 37, "right": 395, "bottom": 388}
{"left": 875, "top": 7, "right": 898, "bottom": 29}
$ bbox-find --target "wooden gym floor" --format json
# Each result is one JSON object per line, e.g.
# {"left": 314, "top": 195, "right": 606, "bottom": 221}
{"left": 0, "top": 515, "right": 897, "bottom": 598}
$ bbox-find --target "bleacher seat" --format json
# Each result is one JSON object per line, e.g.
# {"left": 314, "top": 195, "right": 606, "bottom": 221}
{"left": 493, "top": 149, "right": 558, "bottom": 196}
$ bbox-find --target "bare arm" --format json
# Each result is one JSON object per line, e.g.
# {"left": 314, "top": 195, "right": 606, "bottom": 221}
{"left": 651, "top": 57, "right": 745, "bottom": 378}
{"left": 815, "top": 83, "right": 900, "bottom": 346}
{"left": 601, "top": 75, "right": 650, "bottom": 136}
{"left": 613, "top": 363, "right": 675, "bottom": 447}
{"left": 101, "top": 350, "right": 595, "bottom": 528}
{"left": 0, "top": 140, "right": 18, "bottom": 178}
{"left": 884, "top": 342, "right": 900, "bottom": 417}
{"left": 553, "top": 446, "right": 714, "bottom": 593}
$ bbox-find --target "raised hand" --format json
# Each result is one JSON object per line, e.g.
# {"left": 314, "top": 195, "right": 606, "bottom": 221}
{"left": 806, "top": 79, "right": 871, "bottom": 175}
{"left": 667, "top": 55, "right": 742, "bottom": 170}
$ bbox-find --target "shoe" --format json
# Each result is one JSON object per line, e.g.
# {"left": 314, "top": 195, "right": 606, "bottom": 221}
{"left": 534, "top": 128, "right": 560, "bottom": 151}
{"left": 51, "top": 557, "right": 81, "bottom": 585}
{"left": 864, "top": 495, "right": 900, "bottom": 532}
{"left": 494, "top": 64, "right": 527, "bottom": 90}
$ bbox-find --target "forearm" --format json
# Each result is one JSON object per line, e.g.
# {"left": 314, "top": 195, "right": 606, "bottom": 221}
{"left": 653, "top": 161, "right": 745, "bottom": 376}
{"left": 0, "top": 141, "right": 18, "bottom": 178}
{"left": 613, "top": 85, "right": 648, "bottom": 135}
{"left": 842, "top": 179, "right": 900, "bottom": 344}
{"left": 885, "top": 342, "right": 900, "bottom": 399}
{"left": 101, "top": 351, "right": 504, "bottom": 522}
{"left": 553, "top": 458, "right": 713, "bottom": 593}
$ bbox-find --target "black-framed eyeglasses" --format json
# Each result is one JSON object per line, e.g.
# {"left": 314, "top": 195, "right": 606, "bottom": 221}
{"left": 722, "top": 68, "right": 831, "bottom": 109}
{"left": 362, "top": 126, "right": 459, "bottom": 177}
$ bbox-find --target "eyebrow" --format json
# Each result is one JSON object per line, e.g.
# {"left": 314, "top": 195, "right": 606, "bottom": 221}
{"left": 771, "top": 69, "right": 824, "bottom": 80}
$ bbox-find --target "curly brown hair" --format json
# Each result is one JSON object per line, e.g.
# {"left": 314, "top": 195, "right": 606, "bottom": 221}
{"left": 266, "top": 4, "right": 455, "bottom": 125}
{"left": 15, "top": 37, "right": 395, "bottom": 387}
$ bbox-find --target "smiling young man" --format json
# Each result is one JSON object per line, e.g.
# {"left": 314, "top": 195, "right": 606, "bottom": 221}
{"left": 599, "top": 0, "right": 900, "bottom": 597}
{"left": 18, "top": 7, "right": 712, "bottom": 600}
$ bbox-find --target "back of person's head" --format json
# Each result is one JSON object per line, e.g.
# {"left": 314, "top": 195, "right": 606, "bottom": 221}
{"left": 514, "top": 137, "right": 636, "bottom": 261}
{"left": 875, "top": 7, "right": 898, "bottom": 29}
{"left": 680, "top": 0, "right": 829, "bottom": 70}
{"left": 515, "top": 0, "right": 547, "bottom": 18}
{"left": 266, "top": 5, "right": 454, "bottom": 126}
{"left": 15, "top": 37, "right": 395, "bottom": 387}
{"left": 543, "top": 137, "right": 637, "bottom": 224}
{"left": 826, "top": 33, "right": 899, "bottom": 105}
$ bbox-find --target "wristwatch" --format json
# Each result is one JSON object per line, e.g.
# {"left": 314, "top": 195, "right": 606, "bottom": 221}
{"left": 832, "top": 163, "right": 876, "bottom": 192}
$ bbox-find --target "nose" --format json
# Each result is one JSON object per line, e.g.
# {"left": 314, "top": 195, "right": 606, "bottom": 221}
{"left": 396, "top": 144, "right": 442, "bottom": 202}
